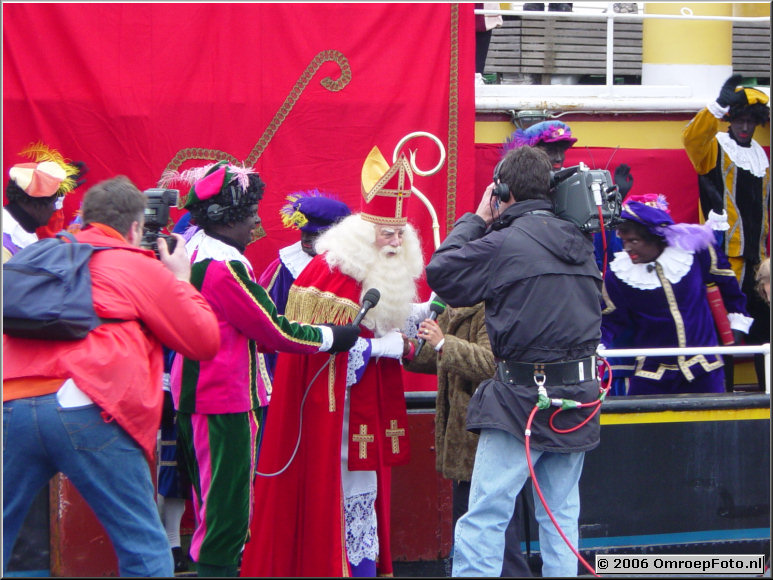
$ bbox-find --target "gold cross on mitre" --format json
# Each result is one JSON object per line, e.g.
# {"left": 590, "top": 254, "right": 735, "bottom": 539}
{"left": 359, "top": 146, "right": 413, "bottom": 227}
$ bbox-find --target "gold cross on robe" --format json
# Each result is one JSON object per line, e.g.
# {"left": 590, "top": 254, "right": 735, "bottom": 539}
{"left": 352, "top": 424, "right": 374, "bottom": 459}
{"left": 385, "top": 419, "right": 406, "bottom": 454}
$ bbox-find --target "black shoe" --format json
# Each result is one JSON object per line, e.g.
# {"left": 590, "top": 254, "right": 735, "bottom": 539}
{"left": 172, "top": 546, "right": 189, "bottom": 573}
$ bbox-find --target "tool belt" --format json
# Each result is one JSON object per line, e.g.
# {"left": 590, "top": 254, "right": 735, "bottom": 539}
{"left": 496, "top": 357, "right": 596, "bottom": 386}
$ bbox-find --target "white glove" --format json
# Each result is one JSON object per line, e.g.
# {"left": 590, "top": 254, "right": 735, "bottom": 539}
{"left": 411, "top": 292, "right": 438, "bottom": 322}
{"left": 707, "top": 209, "right": 730, "bottom": 231}
{"left": 369, "top": 329, "right": 405, "bottom": 359}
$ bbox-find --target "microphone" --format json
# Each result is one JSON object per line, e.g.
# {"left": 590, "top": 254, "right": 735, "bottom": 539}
{"left": 352, "top": 288, "right": 381, "bottom": 326}
{"left": 646, "top": 263, "right": 656, "bottom": 273}
{"left": 416, "top": 298, "right": 447, "bottom": 357}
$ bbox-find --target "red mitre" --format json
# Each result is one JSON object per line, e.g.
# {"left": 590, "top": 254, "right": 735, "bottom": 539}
{"left": 359, "top": 146, "right": 413, "bottom": 226}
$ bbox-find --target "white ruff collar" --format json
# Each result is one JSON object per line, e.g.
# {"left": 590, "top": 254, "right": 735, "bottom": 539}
{"left": 716, "top": 132, "right": 769, "bottom": 178}
{"left": 610, "top": 245, "right": 694, "bottom": 290}
{"left": 186, "top": 229, "right": 253, "bottom": 275}
{"left": 278, "top": 241, "right": 313, "bottom": 279}
{"left": 2, "top": 207, "right": 39, "bottom": 250}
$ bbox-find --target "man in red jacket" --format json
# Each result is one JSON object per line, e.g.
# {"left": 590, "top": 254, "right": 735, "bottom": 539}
{"left": 3, "top": 176, "right": 221, "bottom": 577}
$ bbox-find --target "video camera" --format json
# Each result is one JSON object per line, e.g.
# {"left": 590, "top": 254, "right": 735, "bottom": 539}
{"left": 550, "top": 163, "right": 623, "bottom": 233}
{"left": 141, "top": 188, "right": 179, "bottom": 257}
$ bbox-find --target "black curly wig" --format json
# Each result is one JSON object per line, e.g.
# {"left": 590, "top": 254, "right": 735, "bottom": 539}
{"left": 727, "top": 102, "right": 770, "bottom": 125}
{"left": 5, "top": 179, "right": 59, "bottom": 207}
{"left": 188, "top": 172, "right": 266, "bottom": 229}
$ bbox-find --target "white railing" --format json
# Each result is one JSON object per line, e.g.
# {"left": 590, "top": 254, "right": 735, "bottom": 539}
{"left": 474, "top": 5, "right": 770, "bottom": 113}
{"left": 599, "top": 343, "right": 771, "bottom": 394}
{"left": 476, "top": 5, "right": 770, "bottom": 87}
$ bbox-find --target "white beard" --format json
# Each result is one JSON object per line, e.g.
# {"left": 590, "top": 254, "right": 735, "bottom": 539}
{"left": 315, "top": 215, "right": 424, "bottom": 337}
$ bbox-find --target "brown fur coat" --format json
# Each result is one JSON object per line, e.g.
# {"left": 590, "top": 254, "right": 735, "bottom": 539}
{"left": 404, "top": 302, "right": 495, "bottom": 481}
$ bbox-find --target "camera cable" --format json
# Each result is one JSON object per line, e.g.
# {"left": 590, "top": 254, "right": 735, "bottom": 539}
{"left": 524, "top": 357, "right": 613, "bottom": 577}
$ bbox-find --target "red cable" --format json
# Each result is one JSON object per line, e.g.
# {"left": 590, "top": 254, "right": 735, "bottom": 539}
{"left": 598, "top": 205, "right": 608, "bottom": 275}
{"left": 550, "top": 359, "right": 612, "bottom": 434}
{"left": 524, "top": 357, "right": 612, "bottom": 577}
{"left": 525, "top": 406, "right": 599, "bottom": 577}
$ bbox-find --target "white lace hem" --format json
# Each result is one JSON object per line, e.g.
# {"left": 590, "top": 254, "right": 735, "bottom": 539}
{"left": 344, "top": 490, "right": 379, "bottom": 566}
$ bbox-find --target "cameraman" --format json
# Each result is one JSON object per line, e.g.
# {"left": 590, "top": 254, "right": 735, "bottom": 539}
{"left": 3, "top": 176, "right": 220, "bottom": 577}
{"left": 426, "top": 146, "right": 602, "bottom": 577}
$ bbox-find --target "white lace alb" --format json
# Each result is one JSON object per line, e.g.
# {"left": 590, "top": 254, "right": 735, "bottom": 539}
{"left": 344, "top": 490, "right": 379, "bottom": 566}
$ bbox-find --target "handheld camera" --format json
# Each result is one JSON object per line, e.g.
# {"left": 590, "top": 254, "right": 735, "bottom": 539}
{"left": 551, "top": 163, "right": 623, "bottom": 233}
{"left": 141, "top": 188, "right": 179, "bottom": 257}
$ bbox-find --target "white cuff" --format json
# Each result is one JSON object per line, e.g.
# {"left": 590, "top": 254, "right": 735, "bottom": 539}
{"left": 728, "top": 313, "right": 754, "bottom": 334}
{"left": 434, "top": 338, "right": 445, "bottom": 352}
{"left": 708, "top": 100, "right": 729, "bottom": 119}
{"left": 707, "top": 209, "right": 730, "bottom": 231}
{"left": 317, "top": 325, "right": 334, "bottom": 352}
{"left": 370, "top": 330, "right": 404, "bottom": 359}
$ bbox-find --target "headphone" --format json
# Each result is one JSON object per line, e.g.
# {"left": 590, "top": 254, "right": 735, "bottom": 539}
{"left": 207, "top": 203, "right": 226, "bottom": 222}
{"left": 492, "top": 159, "right": 510, "bottom": 203}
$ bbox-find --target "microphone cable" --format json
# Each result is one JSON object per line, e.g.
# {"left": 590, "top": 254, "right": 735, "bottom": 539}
{"left": 256, "top": 354, "right": 333, "bottom": 477}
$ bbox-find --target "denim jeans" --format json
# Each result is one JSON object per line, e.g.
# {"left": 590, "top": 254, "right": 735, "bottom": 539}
{"left": 3, "top": 394, "right": 174, "bottom": 577}
{"left": 452, "top": 427, "right": 584, "bottom": 577}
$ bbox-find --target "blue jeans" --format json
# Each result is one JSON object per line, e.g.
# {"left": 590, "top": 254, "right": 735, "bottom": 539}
{"left": 3, "top": 394, "right": 174, "bottom": 577}
{"left": 452, "top": 428, "right": 584, "bottom": 577}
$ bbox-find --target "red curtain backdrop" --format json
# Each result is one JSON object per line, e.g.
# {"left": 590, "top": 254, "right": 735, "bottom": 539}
{"left": 4, "top": 3, "right": 476, "bottom": 394}
{"left": 3, "top": 3, "right": 476, "bottom": 277}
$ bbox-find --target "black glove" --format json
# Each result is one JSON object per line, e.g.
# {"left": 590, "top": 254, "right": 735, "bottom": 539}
{"left": 716, "top": 74, "right": 746, "bottom": 108}
{"left": 613, "top": 164, "right": 634, "bottom": 197}
{"left": 328, "top": 324, "right": 362, "bottom": 354}
{"left": 732, "top": 329, "right": 746, "bottom": 346}
{"left": 71, "top": 161, "right": 89, "bottom": 189}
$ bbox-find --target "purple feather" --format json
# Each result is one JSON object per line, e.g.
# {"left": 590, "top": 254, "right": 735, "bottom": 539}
{"left": 660, "top": 222, "right": 716, "bottom": 252}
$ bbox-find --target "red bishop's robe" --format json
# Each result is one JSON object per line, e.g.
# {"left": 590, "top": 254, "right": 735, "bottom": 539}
{"left": 240, "top": 253, "right": 410, "bottom": 577}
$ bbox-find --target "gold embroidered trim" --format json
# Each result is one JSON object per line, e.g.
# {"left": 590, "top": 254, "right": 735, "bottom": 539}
{"left": 258, "top": 353, "right": 272, "bottom": 398}
{"left": 262, "top": 265, "right": 281, "bottom": 293}
{"left": 245, "top": 50, "right": 351, "bottom": 168}
{"left": 328, "top": 357, "right": 336, "bottom": 412}
{"left": 362, "top": 155, "right": 413, "bottom": 203}
{"left": 226, "top": 262, "right": 321, "bottom": 347}
{"left": 707, "top": 244, "right": 736, "bottom": 278}
{"left": 160, "top": 48, "right": 352, "bottom": 243}
{"left": 601, "top": 281, "right": 617, "bottom": 315}
{"left": 359, "top": 212, "right": 411, "bottom": 226}
{"left": 446, "top": 3, "right": 460, "bottom": 233}
{"left": 634, "top": 354, "right": 723, "bottom": 380}
{"left": 285, "top": 285, "right": 359, "bottom": 326}
{"left": 163, "top": 50, "right": 351, "bottom": 176}
{"left": 656, "top": 262, "right": 692, "bottom": 379}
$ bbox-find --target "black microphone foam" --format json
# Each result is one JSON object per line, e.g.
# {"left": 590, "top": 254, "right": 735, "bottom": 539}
{"left": 416, "top": 298, "right": 447, "bottom": 357}
{"left": 352, "top": 288, "right": 381, "bottom": 326}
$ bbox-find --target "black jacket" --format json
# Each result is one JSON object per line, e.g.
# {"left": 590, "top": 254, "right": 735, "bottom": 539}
{"left": 426, "top": 199, "right": 603, "bottom": 451}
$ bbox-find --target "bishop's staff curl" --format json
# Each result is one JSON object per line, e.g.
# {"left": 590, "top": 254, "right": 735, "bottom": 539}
{"left": 392, "top": 132, "right": 446, "bottom": 249}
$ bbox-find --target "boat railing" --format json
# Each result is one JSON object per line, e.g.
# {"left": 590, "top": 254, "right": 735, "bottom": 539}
{"left": 474, "top": 4, "right": 770, "bottom": 114}
{"left": 405, "top": 343, "right": 771, "bottom": 405}
{"left": 475, "top": 5, "right": 770, "bottom": 86}
{"left": 600, "top": 342, "right": 771, "bottom": 394}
